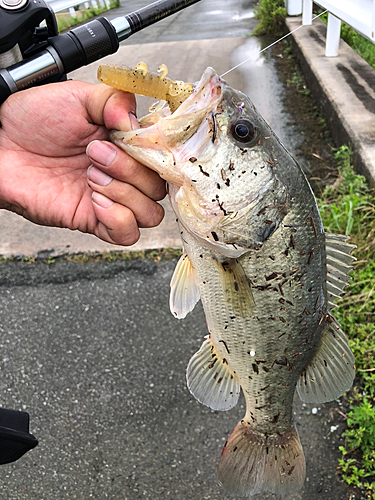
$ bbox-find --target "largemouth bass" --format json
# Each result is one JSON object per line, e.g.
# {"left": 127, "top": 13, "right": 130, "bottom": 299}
{"left": 110, "top": 67, "right": 355, "bottom": 498}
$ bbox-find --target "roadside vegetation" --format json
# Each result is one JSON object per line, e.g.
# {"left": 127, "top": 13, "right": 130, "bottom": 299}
{"left": 318, "top": 147, "right": 375, "bottom": 499}
{"left": 253, "top": 0, "right": 286, "bottom": 36}
{"left": 320, "top": 12, "right": 375, "bottom": 70}
{"left": 340, "top": 24, "right": 375, "bottom": 69}
{"left": 56, "top": 0, "right": 120, "bottom": 32}
{"left": 0, "top": 247, "right": 182, "bottom": 265}
{"left": 254, "top": 0, "right": 375, "bottom": 70}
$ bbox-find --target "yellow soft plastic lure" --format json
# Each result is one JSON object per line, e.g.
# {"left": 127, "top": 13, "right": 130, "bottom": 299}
{"left": 97, "top": 62, "right": 194, "bottom": 112}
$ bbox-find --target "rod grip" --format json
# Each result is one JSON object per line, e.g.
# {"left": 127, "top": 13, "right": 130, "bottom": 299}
{"left": 49, "top": 18, "right": 119, "bottom": 74}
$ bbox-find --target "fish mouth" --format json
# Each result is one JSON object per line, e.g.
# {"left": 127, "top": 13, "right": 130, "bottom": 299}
{"left": 110, "top": 67, "right": 224, "bottom": 185}
{"left": 171, "top": 67, "right": 223, "bottom": 117}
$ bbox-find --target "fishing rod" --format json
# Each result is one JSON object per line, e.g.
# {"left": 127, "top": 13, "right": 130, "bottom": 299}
{"left": 0, "top": 0, "right": 200, "bottom": 105}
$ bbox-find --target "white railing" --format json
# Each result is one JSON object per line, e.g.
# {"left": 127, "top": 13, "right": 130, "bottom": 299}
{"left": 285, "top": 0, "right": 375, "bottom": 56}
{"left": 46, "top": 0, "right": 110, "bottom": 18}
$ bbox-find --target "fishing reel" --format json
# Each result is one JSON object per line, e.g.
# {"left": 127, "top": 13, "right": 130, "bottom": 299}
{"left": 0, "top": 0, "right": 200, "bottom": 105}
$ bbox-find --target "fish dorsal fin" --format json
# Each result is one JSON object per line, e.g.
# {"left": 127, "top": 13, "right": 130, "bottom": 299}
{"left": 170, "top": 253, "right": 200, "bottom": 319}
{"left": 297, "top": 319, "right": 355, "bottom": 403}
{"left": 216, "top": 258, "right": 255, "bottom": 317}
{"left": 187, "top": 336, "right": 240, "bottom": 411}
{"left": 325, "top": 232, "right": 356, "bottom": 310}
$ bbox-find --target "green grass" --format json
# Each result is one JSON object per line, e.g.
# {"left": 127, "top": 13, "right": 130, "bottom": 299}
{"left": 56, "top": 0, "right": 120, "bottom": 32}
{"left": 253, "top": 0, "right": 287, "bottom": 36}
{"left": 320, "top": 12, "right": 375, "bottom": 69}
{"left": 318, "top": 146, "right": 375, "bottom": 499}
{"left": 0, "top": 248, "right": 183, "bottom": 265}
{"left": 341, "top": 23, "right": 375, "bottom": 69}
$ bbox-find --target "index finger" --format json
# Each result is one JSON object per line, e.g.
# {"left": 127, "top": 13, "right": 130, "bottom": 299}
{"left": 86, "top": 140, "right": 167, "bottom": 201}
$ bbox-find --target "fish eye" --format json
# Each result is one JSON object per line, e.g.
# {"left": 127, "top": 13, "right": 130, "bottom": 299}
{"left": 231, "top": 119, "right": 256, "bottom": 144}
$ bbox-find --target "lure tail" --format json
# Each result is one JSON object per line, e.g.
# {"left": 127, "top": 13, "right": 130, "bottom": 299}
{"left": 218, "top": 420, "right": 305, "bottom": 498}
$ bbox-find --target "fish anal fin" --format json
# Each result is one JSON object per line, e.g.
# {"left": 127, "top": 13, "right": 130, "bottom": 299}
{"left": 216, "top": 258, "right": 255, "bottom": 317}
{"left": 218, "top": 422, "right": 305, "bottom": 498}
{"left": 170, "top": 253, "right": 200, "bottom": 319}
{"left": 325, "top": 232, "right": 356, "bottom": 310}
{"left": 186, "top": 336, "right": 240, "bottom": 411}
{"left": 297, "top": 320, "right": 355, "bottom": 403}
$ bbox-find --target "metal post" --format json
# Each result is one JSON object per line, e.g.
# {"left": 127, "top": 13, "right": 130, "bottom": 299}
{"left": 302, "top": 0, "right": 312, "bottom": 25}
{"left": 69, "top": 6, "right": 76, "bottom": 18}
{"left": 286, "top": 0, "right": 302, "bottom": 16}
{"left": 326, "top": 12, "right": 341, "bottom": 57}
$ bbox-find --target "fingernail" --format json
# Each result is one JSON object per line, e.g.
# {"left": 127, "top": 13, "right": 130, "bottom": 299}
{"left": 87, "top": 141, "right": 117, "bottom": 167}
{"left": 92, "top": 192, "right": 114, "bottom": 208}
{"left": 129, "top": 112, "right": 139, "bottom": 130}
{"left": 87, "top": 165, "right": 113, "bottom": 186}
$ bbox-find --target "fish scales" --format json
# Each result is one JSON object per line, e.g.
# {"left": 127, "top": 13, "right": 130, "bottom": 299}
{"left": 181, "top": 191, "right": 326, "bottom": 437}
{"left": 108, "top": 66, "right": 356, "bottom": 499}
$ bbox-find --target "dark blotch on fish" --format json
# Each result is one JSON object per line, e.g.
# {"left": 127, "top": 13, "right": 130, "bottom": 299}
{"left": 199, "top": 165, "right": 210, "bottom": 176}
{"left": 275, "top": 359, "right": 287, "bottom": 366}
{"left": 272, "top": 413, "right": 280, "bottom": 423}
{"left": 266, "top": 272, "right": 278, "bottom": 281}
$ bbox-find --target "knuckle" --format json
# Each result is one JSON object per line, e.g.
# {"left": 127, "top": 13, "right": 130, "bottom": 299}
{"left": 151, "top": 182, "right": 167, "bottom": 201}
{"left": 148, "top": 203, "right": 165, "bottom": 227}
{"left": 113, "top": 209, "right": 140, "bottom": 246}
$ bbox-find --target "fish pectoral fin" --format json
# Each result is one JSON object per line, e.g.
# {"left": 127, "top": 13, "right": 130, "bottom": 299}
{"left": 325, "top": 232, "right": 356, "bottom": 310}
{"left": 186, "top": 336, "right": 240, "bottom": 411}
{"left": 297, "top": 320, "right": 355, "bottom": 403}
{"left": 216, "top": 258, "right": 255, "bottom": 317}
{"left": 169, "top": 253, "right": 200, "bottom": 319}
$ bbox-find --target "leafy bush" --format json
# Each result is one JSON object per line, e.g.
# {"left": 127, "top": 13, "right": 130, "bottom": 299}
{"left": 253, "top": 0, "right": 287, "bottom": 36}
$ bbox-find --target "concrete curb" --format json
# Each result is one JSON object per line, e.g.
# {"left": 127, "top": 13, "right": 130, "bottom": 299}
{"left": 286, "top": 17, "right": 375, "bottom": 186}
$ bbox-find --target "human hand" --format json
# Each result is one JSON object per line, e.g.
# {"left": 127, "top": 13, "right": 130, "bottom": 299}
{"left": 0, "top": 81, "right": 166, "bottom": 246}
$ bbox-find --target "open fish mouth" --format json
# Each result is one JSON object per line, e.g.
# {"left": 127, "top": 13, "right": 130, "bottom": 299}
{"left": 111, "top": 67, "right": 223, "bottom": 141}
{"left": 110, "top": 67, "right": 224, "bottom": 185}
{"left": 170, "top": 67, "right": 222, "bottom": 117}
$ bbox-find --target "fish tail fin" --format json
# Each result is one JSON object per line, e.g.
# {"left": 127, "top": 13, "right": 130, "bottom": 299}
{"left": 218, "top": 420, "right": 305, "bottom": 498}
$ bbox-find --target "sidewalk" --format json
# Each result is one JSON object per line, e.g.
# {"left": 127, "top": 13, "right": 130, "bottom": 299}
{"left": 286, "top": 16, "right": 375, "bottom": 186}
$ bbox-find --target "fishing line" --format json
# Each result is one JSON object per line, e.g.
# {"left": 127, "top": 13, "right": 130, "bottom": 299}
{"left": 221, "top": 10, "right": 328, "bottom": 78}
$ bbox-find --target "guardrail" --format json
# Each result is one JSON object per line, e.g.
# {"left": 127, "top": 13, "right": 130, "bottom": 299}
{"left": 46, "top": 0, "right": 111, "bottom": 18}
{"left": 285, "top": 0, "right": 375, "bottom": 56}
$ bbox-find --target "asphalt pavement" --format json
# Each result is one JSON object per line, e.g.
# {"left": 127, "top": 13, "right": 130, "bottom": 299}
{"left": 0, "top": 258, "right": 350, "bottom": 499}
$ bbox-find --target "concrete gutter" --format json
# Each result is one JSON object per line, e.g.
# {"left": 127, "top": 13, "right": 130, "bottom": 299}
{"left": 286, "top": 17, "right": 375, "bottom": 186}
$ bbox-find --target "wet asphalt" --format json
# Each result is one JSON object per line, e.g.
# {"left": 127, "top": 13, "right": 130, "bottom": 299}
{"left": 104, "top": 0, "right": 258, "bottom": 44}
{"left": 0, "top": 259, "right": 351, "bottom": 499}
